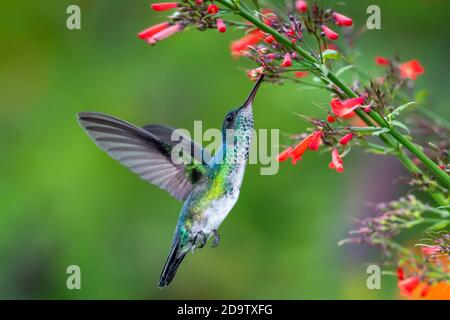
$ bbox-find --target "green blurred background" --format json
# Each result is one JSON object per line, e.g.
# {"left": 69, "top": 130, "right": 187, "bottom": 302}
{"left": 0, "top": 0, "right": 448, "bottom": 299}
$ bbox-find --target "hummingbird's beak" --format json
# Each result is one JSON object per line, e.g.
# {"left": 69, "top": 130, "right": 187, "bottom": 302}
{"left": 241, "top": 74, "right": 265, "bottom": 109}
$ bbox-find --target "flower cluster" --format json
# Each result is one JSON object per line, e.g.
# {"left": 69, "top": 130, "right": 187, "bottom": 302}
{"left": 340, "top": 196, "right": 449, "bottom": 299}
{"left": 140, "top": 0, "right": 449, "bottom": 299}
{"left": 138, "top": 1, "right": 231, "bottom": 45}
{"left": 396, "top": 232, "right": 450, "bottom": 299}
{"left": 339, "top": 196, "right": 447, "bottom": 248}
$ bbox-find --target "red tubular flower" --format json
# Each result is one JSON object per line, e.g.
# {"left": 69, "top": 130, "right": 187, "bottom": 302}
{"left": 375, "top": 56, "right": 390, "bottom": 66}
{"left": 339, "top": 133, "right": 353, "bottom": 145}
{"left": 327, "top": 115, "right": 336, "bottom": 123}
{"left": 295, "top": 0, "right": 308, "bottom": 13}
{"left": 294, "top": 71, "right": 308, "bottom": 78}
{"left": 195, "top": 0, "right": 203, "bottom": 4}
{"left": 400, "top": 59, "right": 425, "bottom": 80}
{"left": 397, "top": 267, "right": 405, "bottom": 281}
{"left": 277, "top": 147, "right": 292, "bottom": 162}
{"left": 291, "top": 134, "right": 315, "bottom": 162}
{"left": 420, "top": 284, "right": 431, "bottom": 298}
{"left": 281, "top": 53, "right": 292, "bottom": 67}
{"left": 421, "top": 245, "right": 441, "bottom": 255}
{"left": 330, "top": 97, "right": 364, "bottom": 118}
{"left": 321, "top": 25, "right": 339, "bottom": 40}
{"left": 216, "top": 19, "right": 226, "bottom": 33}
{"left": 332, "top": 12, "right": 353, "bottom": 26}
{"left": 264, "top": 35, "right": 275, "bottom": 44}
{"left": 151, "top": 2, "right": 178, "bottom": 11}
{"left": 261, "top": 9, "right": 276, "bottom": 26}
{"left": 328, "top": 148, "right": 344, "bottom": 173}
{"left": 207, "top": 3, "right": 219, "bottom": 14}
{"left": 308, "top": 131, "right": 322, "bottom": 151}
{"left": 146, "top": 23, "right": 182, "bottom": 45}
{"left": 398, "top": 277, "right": 421, "bottom": 298}
{"left": 231, "top": 31, "right": 263, "bottom": 56}
{"left": 138, "top": 22, "right": 170, "bottom": 40}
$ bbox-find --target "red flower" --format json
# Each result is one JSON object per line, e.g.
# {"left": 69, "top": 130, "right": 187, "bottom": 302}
{"left": 294, "top": 71, "right": 308, "bottom": 78}
{"left": 332, "top": 12, "right": 353, "bottom": 26}
{"left": 291, "top": 134, "right": 314, "bottom": 161}
{"left": 322, "top": 43, "right": 338, "bottom": 51}
{"left": 330, "top": 97, "right": 364, "bottom": 118}
{"left": 398, "top": 276, "right": 420, "bottom": 298}
{"left": 264, "top": 35, "right": 275, "bottom": 44}
{"left": 281, "top": 53, "right": 292, "bottom": 67}
{"left": 375, "top": 56, "right": 390, "bottom": 66}
{"left": 327, "top": 115, "right": 336, "bottom": 123}
{"left": 400, "top": 59, "right": 425, "bottom": 80}
{"left": 321, "top": 25, "right": 339, "bottom": 40}
{"left": 277, "top": 147, "right": 292, "bottom": 162}
{"left": 195, "top": 0, "right": 203, "bottom": 4}
{"left": 278, "top": 131, "right": 322, "bottom": 165}
{"left": 308, "top": 131, "right": 322, "bottom": 151}
{"left": 421, "top": 245, "right": 441, "bottom": 256}
{"left": 420, "top": 284, "right": 431, "bottom": 298}
{"left": 261, "top": 9, "right": 276, "bottom": 26}
{"left": 295, "top": 0, "right": 308, "bottom": 13}
{"left": 339, "top": 133, "right": 353, "bottom": 145}
{"left": 231, "top": 31, "right": 263, "bottom": 56}
{"left": 247, "top": 67, "right": 264, "bottom": 81}
{"left": 216, "top": 19, "right": 226, "bottom": 33}
{"left": 151, "top": 2, "right": 178, "bottom": 11}
{"left": 328, "top": 148, "right": 344, "bottom": 173}
{"left": 138, "top": 22, "right": 170, "bottom": 40}
{"left": 397, "top": 267, "right": 405, "bottom": 281}
{"left": 207, "top": 3, "right": 219, "bottom": 14}
{"left": 146, "top": 23, "right": 182, "bottom": 45}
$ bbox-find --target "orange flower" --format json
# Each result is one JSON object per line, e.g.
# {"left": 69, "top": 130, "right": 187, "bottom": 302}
{"left": 411, "top": 282, "right": 450, "bottom": 300}
{"left": 231, "top": 30, "right": 263, "bottom": 56}
{"left": 399, "top": 60, "right": 424, "bottom": 80}
{"left": 277, "top": 147, "right": 292, "bottom": 162}
{"left": 290, "top": 134, "right": 314, "bottom": 161}
{"left": 277, "top": 131, "right": 322, "bottom": 164}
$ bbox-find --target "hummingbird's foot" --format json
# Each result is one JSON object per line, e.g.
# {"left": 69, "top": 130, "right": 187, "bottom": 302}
{"left": 210, "top": 229, "right": 220, "bottom": 248}
{"left": 193, "top": 231, "right": 207, "bottom": 249}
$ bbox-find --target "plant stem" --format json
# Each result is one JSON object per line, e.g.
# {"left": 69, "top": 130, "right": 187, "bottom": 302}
{"left": 217, "top": 0, "right": 450, "bottom": 196}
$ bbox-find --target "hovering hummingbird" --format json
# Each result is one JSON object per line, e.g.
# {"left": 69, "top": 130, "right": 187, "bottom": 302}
{"left": 77, "top": 75, "right": 264, "bottom": 287}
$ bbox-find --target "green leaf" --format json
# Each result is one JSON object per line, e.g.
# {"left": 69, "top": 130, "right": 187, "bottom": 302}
{"left": 335, "top": 65, "right": 353, "bottom": 76}
{"left": 387, "top": 101, "right": 416, "bottom": 120}
{"left": 391, "top": 120, "right": 410, "bottom": 134}
{"left": 322, "top": 49, "right": 340, "bottom": 60}
{"left": 371, "top": 128, "right": 391, "bottom": 136}
{"left": 426, "top": 220, "right": 449, "bottom": 230}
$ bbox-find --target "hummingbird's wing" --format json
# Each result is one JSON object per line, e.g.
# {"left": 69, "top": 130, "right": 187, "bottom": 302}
{"left": 77, "top": 112, "right": 210, "bottom": 201}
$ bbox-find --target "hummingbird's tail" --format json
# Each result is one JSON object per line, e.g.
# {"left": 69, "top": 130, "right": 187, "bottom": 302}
{"left": 158, "top": 236, "right": 188, "bottom": 288}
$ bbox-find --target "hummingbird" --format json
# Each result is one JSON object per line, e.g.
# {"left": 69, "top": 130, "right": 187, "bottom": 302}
{"left": 77, "top": 75, "right": 264, "bottom": 287}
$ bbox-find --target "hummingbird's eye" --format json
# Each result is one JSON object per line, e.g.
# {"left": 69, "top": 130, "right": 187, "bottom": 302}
{"left": 226, "top": 113, "right": 234, "bottom": 122}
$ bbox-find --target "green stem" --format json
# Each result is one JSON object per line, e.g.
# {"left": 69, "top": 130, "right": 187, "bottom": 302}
{"left": 217, "top": 0, "right": 450, "bottom": 199}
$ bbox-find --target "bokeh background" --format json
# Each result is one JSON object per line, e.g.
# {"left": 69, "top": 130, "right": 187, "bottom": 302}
{"left": 0, "top": 0, "right": 448, "bottom": 299}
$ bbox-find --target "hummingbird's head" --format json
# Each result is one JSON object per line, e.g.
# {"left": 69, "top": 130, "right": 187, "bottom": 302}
{"left": 221, "top": 75, "right": 264, "bottom": 161}
{"left": 221, "top": 74, "right": 264, "bottom": 133}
